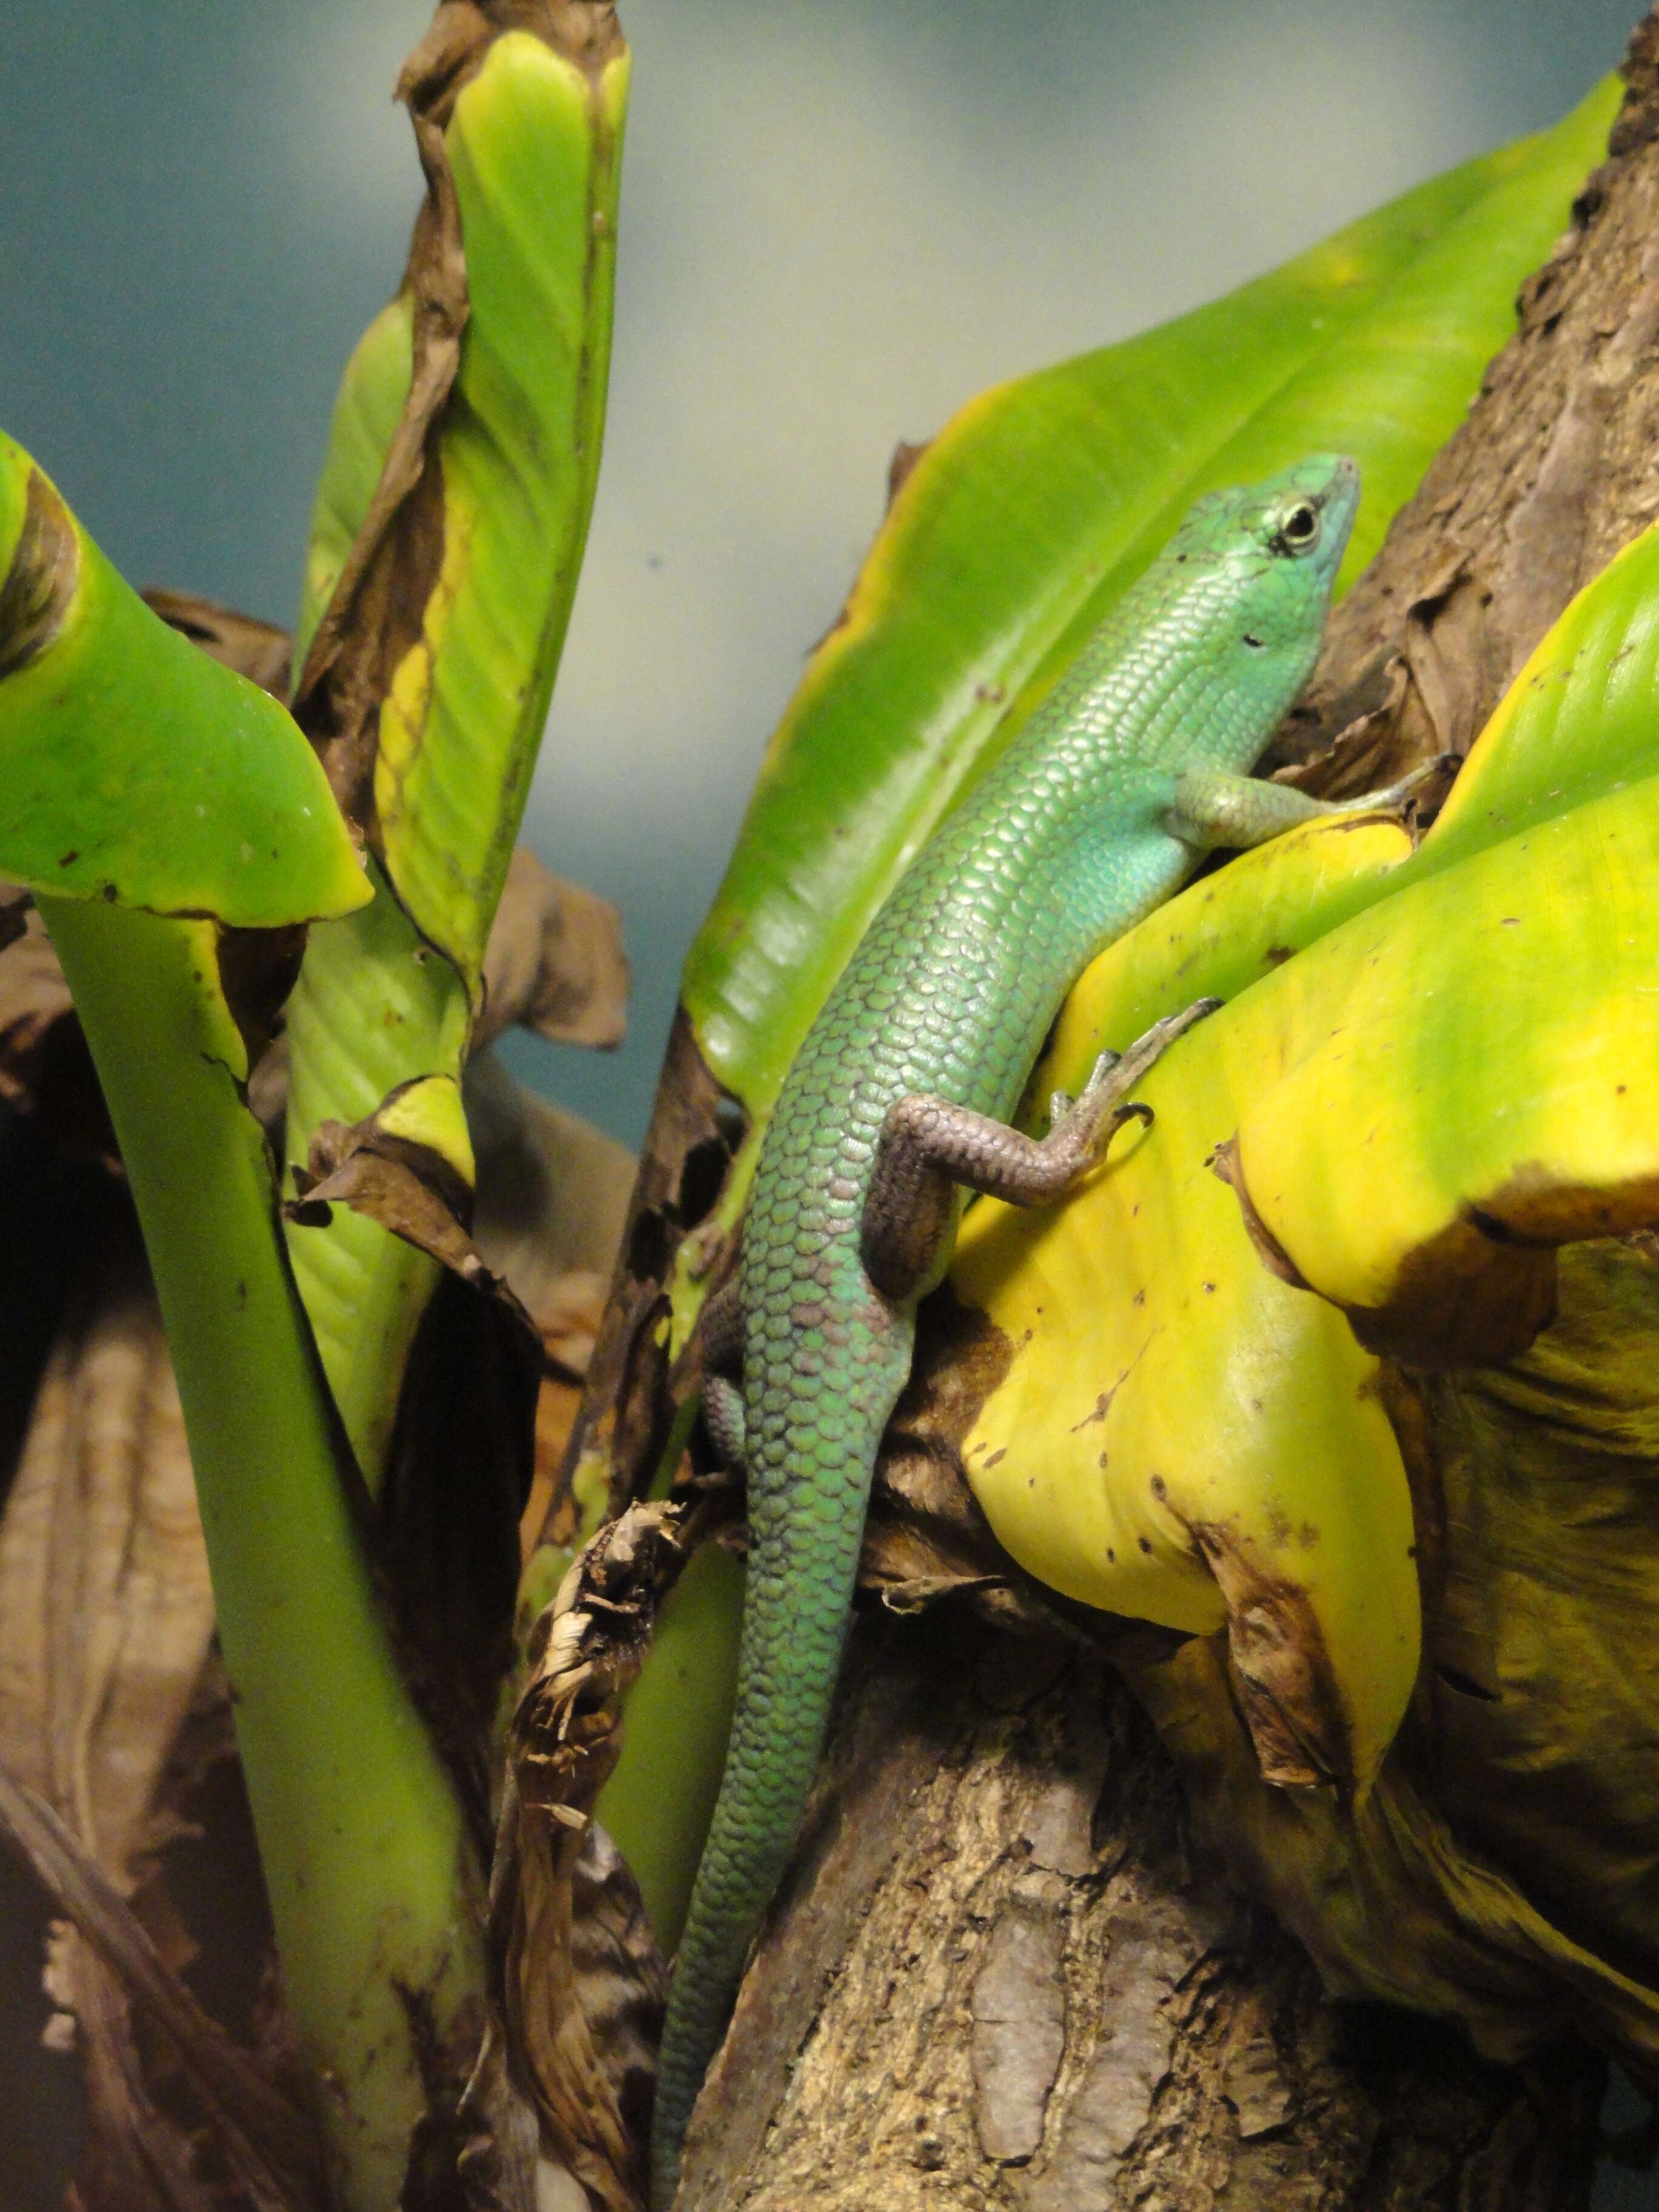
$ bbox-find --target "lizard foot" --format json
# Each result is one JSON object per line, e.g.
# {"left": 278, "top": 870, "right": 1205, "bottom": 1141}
{"left": 864, "top": 996, "right": 1220, "bottom": 1272}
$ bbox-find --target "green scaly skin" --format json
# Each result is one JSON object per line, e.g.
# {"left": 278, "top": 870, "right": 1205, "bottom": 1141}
{"left": 650, "top": 455, "right": 1361, "bottom": 2204}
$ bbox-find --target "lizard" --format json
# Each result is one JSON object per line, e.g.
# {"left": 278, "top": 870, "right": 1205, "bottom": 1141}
{"left": 651, "top": 452, "right": 1426, "bottom": 2205}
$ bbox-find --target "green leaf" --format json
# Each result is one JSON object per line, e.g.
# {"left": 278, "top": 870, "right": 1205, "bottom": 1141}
{"left": 682, "top": 76, "right": 1618, "bottom": 1130}
{"left": 283, "top": 21, "right": 630, "bottom": 1489}
{"left": 0, "top": 437, "right": 365, "bottom": 927}
{"left": 950, "top": 500, "right": 1659, "bottom": 1792}
{"left": 294, "top": 295, "right": 414, "bottom": 674}
{"left": 374, "top": 30, "right": 629, "bottom": 991}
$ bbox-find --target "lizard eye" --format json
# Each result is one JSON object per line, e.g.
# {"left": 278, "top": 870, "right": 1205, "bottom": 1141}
{"left": 1272, "top": 501, "right": 1322, "bottom": 556}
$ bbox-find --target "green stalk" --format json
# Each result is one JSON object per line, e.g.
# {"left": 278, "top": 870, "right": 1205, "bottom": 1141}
{"left": 0, "top": 431, "right": 487, "bottom": 2210}
{"left": 41, "top": 899, "right": 485, "bottom": 2209}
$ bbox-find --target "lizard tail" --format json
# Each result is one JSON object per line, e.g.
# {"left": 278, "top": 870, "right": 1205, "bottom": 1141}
{"left": 648, "top": 1327, "right": 911, "bottom": 2208}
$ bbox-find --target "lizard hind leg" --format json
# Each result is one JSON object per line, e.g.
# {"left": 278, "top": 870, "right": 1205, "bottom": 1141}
{"left": 702, "top": 1370, "right": 748, "bottom": 1474}
{"left": 698, "top": 1275, "right": 748, "bottom": 1470}
{"left": 864, "top": 998, "right": 1219, "bottom": 1273}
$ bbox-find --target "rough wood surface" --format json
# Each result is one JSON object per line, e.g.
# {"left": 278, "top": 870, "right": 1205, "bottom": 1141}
{"left": 680, "top": 1618, "right": 1602, "bottom": 2211}
{"left": 1270, "top": 14, "right": 1659, "bottom": 795}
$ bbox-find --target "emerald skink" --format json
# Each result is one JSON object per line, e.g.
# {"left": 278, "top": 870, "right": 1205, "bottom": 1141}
{"left": 653, "top": 454, "right": 1415, "bottom": 2203}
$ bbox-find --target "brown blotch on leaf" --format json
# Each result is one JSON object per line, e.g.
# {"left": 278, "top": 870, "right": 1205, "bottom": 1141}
{"left": 1187, "top": 1520, "right": 1355, "bottom": 1792}
{"left": 1209, "top": 1136, "right": 1312, "bottom": 1291}
{"left": 885, "top": 437, "right": 930, "bottom": 508}
{"left": 0, "top": 469, "right": 78, "bottom": 682}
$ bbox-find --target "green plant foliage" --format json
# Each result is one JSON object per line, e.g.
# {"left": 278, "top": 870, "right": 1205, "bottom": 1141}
{"left": 954, "top": 503, "right": 1659, "bottom": 1801}
{"left": 0, "top": 437, "right": 364, "bottom": 927}
{"left": 294, "top": 295, "right": 414, "bottom": 672}
{"left": 374, "top": 32, "right": 629, "bottom": 992}
{"left": 682, "top": 76, "right": 1617, "bottom": 1134}
{"left": 284, "top": 25, "right": 629, "bottom": 1487}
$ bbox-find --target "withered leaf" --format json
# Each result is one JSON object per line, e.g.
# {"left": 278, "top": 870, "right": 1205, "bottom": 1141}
{"left": 500, "top": 1503, "right": 685, "bottom": 2212}
{"left": 0, "top": 1763, "right": 324, "bottom": 2210}
{"left": 287, "top": 1087, "right": 543, "bottom": 1344}
{"left": 475, "top": 847, "right": 629, "bottom": 1056}
{"left": 139, "top": 592, "right": 292, "bottom": 700}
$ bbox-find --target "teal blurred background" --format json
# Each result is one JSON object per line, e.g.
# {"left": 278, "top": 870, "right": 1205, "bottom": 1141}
{"left": 0, "top": 0, "right": 1652, "bottom": 2202}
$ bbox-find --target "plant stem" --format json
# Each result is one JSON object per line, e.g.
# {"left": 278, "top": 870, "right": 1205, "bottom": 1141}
{"left": 41, "top": 894, "right": 486, "bottom": 2212}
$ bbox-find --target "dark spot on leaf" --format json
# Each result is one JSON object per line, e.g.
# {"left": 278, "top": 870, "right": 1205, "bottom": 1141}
{"left": 1435, "top": 1664, "right": 1500, "bottom": 1703}
{"left": 1070, "top": 1390, "right": 1111, "bottom": 1430}
{"left": 626, "top": 1205, "right": 671, "bottom": 1284}
{"left": 712, "top": 1094, "right": 748, "bottom": 1151}
{"left": 677, "top": 1134, "right": 729, "bottom": 1230}
{"left": 1263, "top": 943, "right": 1295, "bottom": 967}
{"left": 984, "top": 1447, "right": 1006, "bottom": 1468}
{"left": 57, "top": 850, "right": 78, "bottom": 868}
{"left": 1138, "top": 1536, "right": 1152, "bottom": 1553}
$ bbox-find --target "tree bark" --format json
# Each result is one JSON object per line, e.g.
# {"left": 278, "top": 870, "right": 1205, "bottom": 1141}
{"left": 670, "top": 16, "right": 1659, "bottom": 2206}
{"left": 680, "top": 1617, "right": 1602, "bottom": 2210}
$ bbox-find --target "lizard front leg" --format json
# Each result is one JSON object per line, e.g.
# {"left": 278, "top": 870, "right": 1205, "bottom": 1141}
{"left": 862, "top": 1000, "right": 1217, "bottom": 1299}
{"left": 1166, "top": 754, "right": 1449, "bottom": 852}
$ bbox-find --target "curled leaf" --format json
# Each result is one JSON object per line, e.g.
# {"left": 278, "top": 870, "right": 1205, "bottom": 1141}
{"left": 0, "top": 438, "right": 366, "bottom": 928}
{"left": 503, "top": 1502, "right": 682, "bottom": 2211}
{"left": 287, "top": 1074, "right": 543, "bottom": 1338}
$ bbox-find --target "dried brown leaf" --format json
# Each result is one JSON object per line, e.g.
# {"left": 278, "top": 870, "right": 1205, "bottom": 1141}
{"left": 0, "top": 1227, "right": 211, "bottom": 1880}
{"left": 290, "top": 124, "right": 466, "bottom": 833}
{"left": 287, "top": 1091, "right": 542, "bottom": 1342}
{"left": 139, "top": 592, "right": 292, "bottom": 699}
{"left": 0, "top": 905, "right": 114, "bottom": 1165}
{"left": 499, "top": 1505, "right": 682, "bottom": 2212}
{"left": 468, "top": 1051, "right": 636, "bottom": 1317}
{"left": 475, "top": 848, "right": 629, "bottom": 1056}
{"left": 0, "top": 1763, "right": 325, "bottom": 2210}
{"left": 0, "top": 1219, "right": 324, "bottom": 2207}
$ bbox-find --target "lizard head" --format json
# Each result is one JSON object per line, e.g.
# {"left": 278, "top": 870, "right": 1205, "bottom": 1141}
{"left": 1165, "top": 453, "right": 1359, "bottom": 686}
{"left": 1178, "top": 452, "right": 1359, "bottom": 589}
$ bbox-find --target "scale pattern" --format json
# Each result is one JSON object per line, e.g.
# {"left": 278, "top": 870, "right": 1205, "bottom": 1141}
{"left": 650, "top": 455, "right": 1359, "bottom": 2205}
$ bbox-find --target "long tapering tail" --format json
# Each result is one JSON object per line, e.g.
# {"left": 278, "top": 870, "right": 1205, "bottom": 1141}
{"left": 649, "top": 1329, "right": 909, "bottom": 2208}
